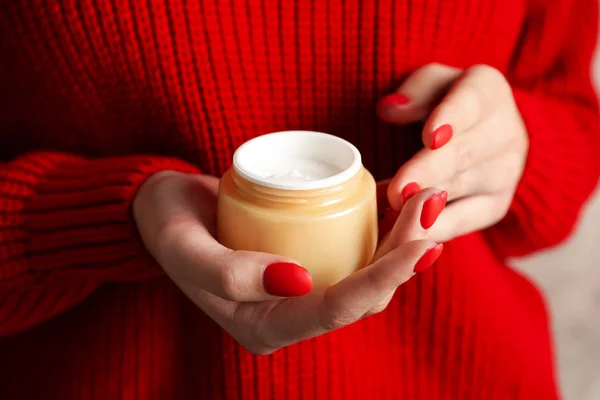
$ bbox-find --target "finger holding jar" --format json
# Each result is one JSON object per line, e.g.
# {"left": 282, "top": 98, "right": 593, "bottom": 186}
{"left": 133, "top": 171, "right": 310, "bottom": 303}
{"left": 257, "top": 238, "right": 443, "bottom": 353}
{"left": 374, "top": 187, "right": 447, "bottom": 261}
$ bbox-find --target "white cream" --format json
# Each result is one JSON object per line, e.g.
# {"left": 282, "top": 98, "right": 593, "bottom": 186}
{"left": 263, "top": 158, "right": 342, "bottom": 183}
{"left": 233, "top": 131, "right": 361, "bottom": 191}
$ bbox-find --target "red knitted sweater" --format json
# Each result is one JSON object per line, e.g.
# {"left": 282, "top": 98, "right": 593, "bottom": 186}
{"left": 1, "top": 1, "right": 599, "bottom": 399}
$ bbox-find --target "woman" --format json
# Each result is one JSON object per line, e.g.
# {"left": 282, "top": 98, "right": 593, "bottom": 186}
{"left": 0, "top": 0, "right": 598, "bottom": 399}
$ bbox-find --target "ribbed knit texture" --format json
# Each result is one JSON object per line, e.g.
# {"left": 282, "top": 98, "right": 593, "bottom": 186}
{"left": 0, "top": 1, "right": 598, "bottom": 399}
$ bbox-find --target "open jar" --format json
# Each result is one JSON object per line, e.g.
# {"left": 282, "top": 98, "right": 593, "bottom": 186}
{"left": 217, "top": 131, "right": 377, "bottom": 288}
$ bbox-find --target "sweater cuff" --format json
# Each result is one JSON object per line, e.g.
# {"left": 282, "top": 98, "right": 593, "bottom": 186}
{"left": 9, "top": 154, "right": 201, "bottom": 284}
{"left": 486, "top": 88, "right": 600, "bottom": 257}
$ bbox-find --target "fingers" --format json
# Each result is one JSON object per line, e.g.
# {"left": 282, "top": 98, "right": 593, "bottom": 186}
{"left": 422, "top": 65, "right": 509, "bottom": 149}
{"left": 141, "top": 174, "right": 313, "bottom": 303}
{"left": 427, "top": 195, "right": 509, "bottom": 243}
{"left": 374, "top": 187, "right": 447, "bottom": 261}
{"left": 377, "top": 64, "right": 510, "bottom": 155}
{"left": 377, "top": 63, "right": 462, "bottom": 125}
{"left": 158, "top": 218, "right": 312, "bottom": 303}
{"left": 384, "top": 67, "right": 513, "bottom": 209}
{"left": 387, "top": 132, "right": 508, "bottom": 208}
{"left": 322, "top": 240, "right": 442, "bottom": 329}
{"left": 387, "top": 117, "right": 521, "bottom": 209}
{"left": 267, "top": 239, "right": 443, "bottom": 345}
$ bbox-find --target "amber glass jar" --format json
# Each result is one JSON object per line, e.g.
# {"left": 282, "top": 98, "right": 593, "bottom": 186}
{"left": 217, "top": 131, "right": 377, "bottom": 288}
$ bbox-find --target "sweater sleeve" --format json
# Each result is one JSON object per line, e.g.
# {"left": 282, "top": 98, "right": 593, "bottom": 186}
{"left": 0, "top": 152, "right": 200, "bottom": 336}
{"left": 484, "top": 0, "right": 600, "bottom": 259}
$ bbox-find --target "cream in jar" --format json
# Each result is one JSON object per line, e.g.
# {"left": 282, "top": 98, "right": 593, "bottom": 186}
{"left": 217, "top": 131, "right": 377, "bottom": 288}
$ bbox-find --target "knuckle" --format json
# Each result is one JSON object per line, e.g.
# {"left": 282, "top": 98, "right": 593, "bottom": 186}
{"left": 468, "top": 64, "right": 504, "bottom": 81}
{"left": 365, "top": 264, "right": 389, "bottom": 292}
{"left": 454, "top": 139, "right": 475, "bottom": 173}
{"left": 506, "top": 131, "right": 528, "bottom": 154}
{"left": 156, "top": 215, "right": 188, "bottom": 241}
{"left": 457, "top": 80, "right": 482, "bottom": 110}
{"left": 495, "top": 155, "right": 525, "bottom": 192}
{"left": 450, "top": 171, "right": 471, "bottom": 197}
{"left": 240, "top": 339, "right": 278, "bottom": 356}
{"left": 422, "top": 62, "right": 445, "bottom": 73}
{"left": 367, "top": 303, "right": 388, "bottom": 316}
{"left": 421, "top": 62, "right": 460, "bottom": 76}
{"left": 250, "top": 347, "right": 277, "bottom": 356}
{"left": 407, "top": 151, "right": 434, "bottom": 183}
{"left": 468, "top": 65, "right": 511, "bottom": 96}
{"left": 395, "top": 160, "right": 417, "bottom": 182}
{"left": 319, "top": 292, "right": 359, "bottom": 331}
{"left": 319, "top": 312, "right": 352, "bottom": 331}
{"left": 468, "top": 64, "right": 495, "bottom": 75}
{"left": 153, "top": 216, "right": 195, "bottom": 262}
{"left": 364, "top": 293, "right": 394, "bottom": 317}
{"left": 494, "top": 197, "right": 512, "bottom": 221}
{"left": 231, "top": 309, "right": 280, "bottom": 355}
{"left": 217, "top": 259, "right": 244, "bottom": 300}
{"left": 400, "top": 167, "right": 418, "bottom": 188}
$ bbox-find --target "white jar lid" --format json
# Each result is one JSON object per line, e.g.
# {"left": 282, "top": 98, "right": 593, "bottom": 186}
{"left": 233, "top": 131, "right": 362, "bottom": 191}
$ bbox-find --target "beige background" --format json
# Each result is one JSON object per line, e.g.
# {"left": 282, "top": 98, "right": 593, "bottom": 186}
{"left": 512, "top": 48, "right": 600, "bottom": 400}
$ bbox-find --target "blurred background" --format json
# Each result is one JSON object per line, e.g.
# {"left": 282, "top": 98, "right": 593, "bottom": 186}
{"left": 513, "top": 50, "right": 600, "bottom": 400}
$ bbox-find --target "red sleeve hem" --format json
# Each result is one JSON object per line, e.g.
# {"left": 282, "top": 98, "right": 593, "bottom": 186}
{"left": 1, "top": 153, "right": 201, "bottom": 286}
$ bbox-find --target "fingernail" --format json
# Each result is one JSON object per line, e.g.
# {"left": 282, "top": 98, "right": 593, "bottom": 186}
{"left": 401, "top": 182, "right": 421, "bottom": 204}
{"left": 379, "top": 93, "right": 410, "bottom": 107}
{"left": 264, "top": 262, "right": 313, "bottom": 297}
{"left": 421, "top": 191, "right": 448, "bottom": 229}
{"left": 430, "top": 124, "right": 453, "bottom": 149}
{"left": 414, "top": 243, "right": 444, "bottom": 273}
{"left": 377, "top": 93, "right": 410, "bottom": 121}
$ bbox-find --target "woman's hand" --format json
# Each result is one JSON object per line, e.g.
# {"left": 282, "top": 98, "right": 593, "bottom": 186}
{"left": 377, "top": 64, "right": 529, "bottom": 242}
{"left": 133, "top": 171, "right": 444, "bottom": 355}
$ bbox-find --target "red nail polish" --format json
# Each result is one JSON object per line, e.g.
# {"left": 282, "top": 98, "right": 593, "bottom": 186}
{"left": 420, "top": 191, "right": 448, "bottom": 229}
{"left": 379, "top": 93, "right": 410, "bottom": 107}
{"left": 401, "top": 182, "right": 421, "bottom": 204}
{"left": 264, "top": 262, "right": 312, "bottom": 297}
{"left": 431, "top": 124, "right": 453, "bottom": 149}
{"left": 377, "top": 94, "right": 410, "bottom": 121}
{"left": 414, "top": 244, "right": 444, "bottom": 273}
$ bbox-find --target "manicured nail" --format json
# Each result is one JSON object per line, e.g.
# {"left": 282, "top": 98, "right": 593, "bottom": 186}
{"left": 264, "top": 262, "right": 312, "bottom": 297}
{"left": 379, "top": 93, "right": 410, "bottom": 107}
{"left": 377, "top": 93, "right": 410, "bottom": 121}
{"left": 414, "top": 243, "right": 444, "bottom": 273}
{"left": 430, "top": 124, "right": 453, "bottom": 149}
{"left": 401, "top": 182, "right": 421, "bottom": 204}
{"left": 420, "top": 191, "right": 448, "bottom": 229}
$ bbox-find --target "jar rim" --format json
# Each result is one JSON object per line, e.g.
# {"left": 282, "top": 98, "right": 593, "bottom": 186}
{"left": 233, "top": 131, "right": 362, "bottom": 191}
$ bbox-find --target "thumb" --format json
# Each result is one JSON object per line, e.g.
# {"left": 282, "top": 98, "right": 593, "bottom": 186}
{"left": 159, "top": 222, "right": 312, "bottom": 302}
{"left": 377, "top": 63, "right": 461, "bottom": 125}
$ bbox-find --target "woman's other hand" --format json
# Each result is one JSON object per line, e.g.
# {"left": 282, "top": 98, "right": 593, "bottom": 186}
{"left": 377, "top": 64, "right": 529, "bottom": 243}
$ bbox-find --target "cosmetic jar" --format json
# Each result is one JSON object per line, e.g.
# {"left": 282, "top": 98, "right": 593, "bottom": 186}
{"left": 217, "top": 131, "right": 377, "bottom": 288}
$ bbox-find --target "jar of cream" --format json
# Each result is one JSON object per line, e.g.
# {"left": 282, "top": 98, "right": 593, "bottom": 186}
{"left": 217, "top": 131, "right": 377, "bottom": 288}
